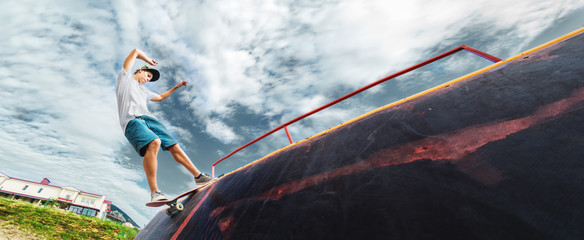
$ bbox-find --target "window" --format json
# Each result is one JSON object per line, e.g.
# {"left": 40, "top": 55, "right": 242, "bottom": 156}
{"left": 70, "top": 206, "right": 83, "bottom": 214}
{"left": 22, "top": 185, "right": 28, "bottom": 191}
{"left": 38, "top": 188, "right": 43, "bottom": 193}
{"left": 86, "top": 209, "right": 96, "bottom": 217}
{"left": 66, "top": 194, "right": 71, "bottom": 200}
{"left": 81, "top": 208, "right": 96, "bottom": 216}
{"left": 81, "top": 198, "right": 96, "bottom": 206}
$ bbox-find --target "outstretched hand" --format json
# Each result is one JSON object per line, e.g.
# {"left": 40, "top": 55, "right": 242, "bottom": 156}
{"left": 147, "top": 58, "right": 158, "bottom": 66}
{"left": 176, "top": 81, "right": 188, "bottom": 88}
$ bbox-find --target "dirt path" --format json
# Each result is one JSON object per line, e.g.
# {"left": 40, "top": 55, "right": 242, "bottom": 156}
{"left": 0, "top": 219, "right": 43, "bottom": 240}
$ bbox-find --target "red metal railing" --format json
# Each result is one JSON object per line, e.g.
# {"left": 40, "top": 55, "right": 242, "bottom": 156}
{"left": 211, "top": 45, "right": 501, "bottom": 177}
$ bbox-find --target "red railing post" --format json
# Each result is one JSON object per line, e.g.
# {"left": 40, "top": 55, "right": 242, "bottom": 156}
{"left": 284, "top": 126, "right": 294, "bottom": 144}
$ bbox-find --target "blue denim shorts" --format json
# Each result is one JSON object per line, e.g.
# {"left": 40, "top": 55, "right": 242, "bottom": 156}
{"left": 124, "top": 115, "right": 178, "bottom": 156}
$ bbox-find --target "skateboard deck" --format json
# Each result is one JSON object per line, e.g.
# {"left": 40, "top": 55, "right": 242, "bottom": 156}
{"left": 146, "top": 179, "right": 217, "bottom": 215}
{"left": 146, "top": 187, "right": 201, "bottom": 208}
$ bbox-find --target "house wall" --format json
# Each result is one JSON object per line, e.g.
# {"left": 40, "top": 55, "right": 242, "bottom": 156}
{"left": 0, "top": 179, "right": 61, "bottom": 199}
{"left": 73, "top": 193, "right": 105, "bottom": 210}
{"left": 59, "top": 189, "right": 79, "bottom": 202}
{"left": 0, "top": 175, "right": 8, "bottom": 185}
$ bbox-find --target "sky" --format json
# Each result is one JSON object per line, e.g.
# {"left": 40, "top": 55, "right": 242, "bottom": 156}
{"left": 0, "top": 0, "right": 583, "bottom": 227}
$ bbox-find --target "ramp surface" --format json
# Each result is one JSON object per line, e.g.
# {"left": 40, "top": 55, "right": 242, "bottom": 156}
{"left": 136, "top": 29, "right": 584, "bottom": 240}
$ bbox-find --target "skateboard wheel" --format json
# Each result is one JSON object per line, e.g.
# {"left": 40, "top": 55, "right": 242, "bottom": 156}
{"left": 176, "top": 203, "right": 184, "bottom": 211}
{"left": 166, "top": 209, "right": 173, "bottom": 216}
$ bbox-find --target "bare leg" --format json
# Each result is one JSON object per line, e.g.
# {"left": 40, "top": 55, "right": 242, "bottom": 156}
{"left": 167, "top": 144, "right": 202, "bottom": 178}
{"left": 143, "top": 139, "right": 162, "bottom": 194}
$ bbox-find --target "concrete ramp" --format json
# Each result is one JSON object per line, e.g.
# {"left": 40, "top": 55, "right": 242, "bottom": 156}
{"left": 136, "top": 29, "right": 584, "bottom": 240}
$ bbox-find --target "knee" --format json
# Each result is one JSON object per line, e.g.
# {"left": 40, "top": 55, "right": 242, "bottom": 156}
{"left": 141, "top": 139, "right": 161, "bottom": 156}
{"left": 148, "top": 139, "right": 162, "bottom": 149}
{"left": 167, "top": 143, "right": 180, "bottom": 152}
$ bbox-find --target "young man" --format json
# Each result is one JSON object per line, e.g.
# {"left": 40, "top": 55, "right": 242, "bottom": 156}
{"left": 115, "top": 48, "right": 214, "bottom": 202}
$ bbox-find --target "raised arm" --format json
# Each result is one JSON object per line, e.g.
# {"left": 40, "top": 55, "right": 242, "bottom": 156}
{"left": 151, "top": 81, "right": 188, "bottom": 102}
{"left": 122, "top": 49, "right": 158, "bottom": 73}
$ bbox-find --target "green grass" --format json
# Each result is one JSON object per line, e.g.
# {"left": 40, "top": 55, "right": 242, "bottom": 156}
{"left": 0, "top": 197, "right": 139, "bottom": 239}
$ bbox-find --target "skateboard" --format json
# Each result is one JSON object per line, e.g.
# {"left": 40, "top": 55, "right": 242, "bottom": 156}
{"left": 146, "top": 179, "right": 217, "bottom": 216}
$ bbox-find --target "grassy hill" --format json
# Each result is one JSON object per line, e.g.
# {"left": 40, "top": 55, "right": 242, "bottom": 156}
{"left": 0, "top": 197, "right": 139, "bottom": 239}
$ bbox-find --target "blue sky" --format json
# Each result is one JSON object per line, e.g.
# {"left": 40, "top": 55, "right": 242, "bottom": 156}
{"left": 0, "top": 0, "right": 582, "bottom": 227}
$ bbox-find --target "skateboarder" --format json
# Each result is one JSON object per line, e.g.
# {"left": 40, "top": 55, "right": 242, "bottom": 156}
{"left": 115, "top": 48, "right": 215, "bottom": 202}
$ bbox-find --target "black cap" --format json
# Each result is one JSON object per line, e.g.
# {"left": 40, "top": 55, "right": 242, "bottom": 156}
{"left": 138, "top": 65, "right": 160, "bottom": 82}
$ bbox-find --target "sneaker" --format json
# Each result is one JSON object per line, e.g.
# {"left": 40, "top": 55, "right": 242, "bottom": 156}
{"left": 194, "top": 173, "right": 216, "bottom": 185}
{"left": 151, "top": 190, "right": 168, "bottom": 202}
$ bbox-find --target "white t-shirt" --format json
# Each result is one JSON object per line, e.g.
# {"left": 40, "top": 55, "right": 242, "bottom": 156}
{"left": 115, "top": 68, "right": 158, "bottom": 131}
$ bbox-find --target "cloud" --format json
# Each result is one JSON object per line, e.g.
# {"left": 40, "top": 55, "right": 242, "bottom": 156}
{"left": 204, "top": 118, "right": 242, "bottom": 144}
{"left": 169, "top": 0, "right": 579, "bottom": 146}
{"left": 116, "top": 0, "right": 584, "bottom": 169}
{"left": 0, "top": 0, "right": 582, "bottom": 227}
{"left": 0, "top": 0, "right": 153, "bottom": 225}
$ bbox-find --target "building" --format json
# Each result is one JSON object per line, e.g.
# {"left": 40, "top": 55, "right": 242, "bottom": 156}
{"left": 0, "top": 172, "right": 110, "bottom": 220}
